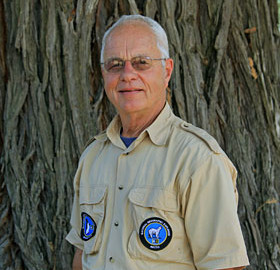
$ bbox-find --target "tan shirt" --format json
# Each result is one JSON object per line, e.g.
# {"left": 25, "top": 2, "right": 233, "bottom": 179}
{"left": 66, "top": 103, "right": 249, "bottom": 270}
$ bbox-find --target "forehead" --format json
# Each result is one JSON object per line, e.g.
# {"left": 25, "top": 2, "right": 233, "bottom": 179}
{"left": 103, "top": 22, "right": 160, "bottom": 59}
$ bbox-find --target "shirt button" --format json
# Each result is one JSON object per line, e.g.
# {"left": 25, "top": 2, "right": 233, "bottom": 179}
{"left": 114, "top": 221, "right": 119, "bottom": 227}
{"left": 118, "top": 185, "right": 123, "bottom": 190}
{"left": 109, "top": 257, "right": 115, "bottom": 263}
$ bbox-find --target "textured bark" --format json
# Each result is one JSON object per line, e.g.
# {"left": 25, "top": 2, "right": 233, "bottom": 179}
{"left": 0, "top": 0, "right": 279, "bottom": 269}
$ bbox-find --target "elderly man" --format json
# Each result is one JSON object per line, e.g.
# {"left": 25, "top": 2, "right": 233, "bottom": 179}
{"left": 66, "top": 15, "right": 249, "bottom": 270}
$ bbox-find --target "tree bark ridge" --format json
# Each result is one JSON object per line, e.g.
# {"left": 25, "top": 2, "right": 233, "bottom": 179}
{"left": 0, "top": 0, "right": 279, "bottom": 269}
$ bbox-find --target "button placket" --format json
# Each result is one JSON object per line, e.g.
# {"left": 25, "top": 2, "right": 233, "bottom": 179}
{"left": 105, "top": 152, "right": 124, "bottom": 265}
{"left": 105, "top": 151, "right": 130, "bottom": 267}
{"left": 115, "top": 155, "right": 124, "bottom": 229}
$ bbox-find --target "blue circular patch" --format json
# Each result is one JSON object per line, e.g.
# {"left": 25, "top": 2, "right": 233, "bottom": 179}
{"left": 139, "top": 217, "right": 172, "bottom": 251}
{"left": 81, "top": 212, "right": 97, "bottom": 241}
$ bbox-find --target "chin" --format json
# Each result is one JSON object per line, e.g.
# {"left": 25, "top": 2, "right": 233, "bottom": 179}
{"left": 120, "top": 107, "right": 143, "bottom": 114}
{"left": 118, "top": 101, "right": 146, "bottom": 114}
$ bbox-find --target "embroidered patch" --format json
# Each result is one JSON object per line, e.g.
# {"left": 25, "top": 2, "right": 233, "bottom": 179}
{"left": 81, "top": 212, "right": 97, "bottom": 241}
{"left": 139, "top": 217, "right": 172, "bottom": 251}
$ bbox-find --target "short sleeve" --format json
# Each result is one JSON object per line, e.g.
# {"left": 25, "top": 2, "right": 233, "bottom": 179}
{"left": 184, "top": 153, "right": 249, "bottom": 269}
{"left": 65, "top": 160, "right": 85, "bottom": 250}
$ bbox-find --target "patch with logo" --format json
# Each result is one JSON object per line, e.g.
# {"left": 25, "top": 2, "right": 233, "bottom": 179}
{"left": 81, "top": 212, "right": 97, "bottom": 241}
{"left": 139, "top": 217, "right": 172, "bottom": 251}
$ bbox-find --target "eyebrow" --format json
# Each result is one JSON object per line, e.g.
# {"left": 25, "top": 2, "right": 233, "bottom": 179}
{"left": 104, "top": 54, "right": 150, "bottom": 61}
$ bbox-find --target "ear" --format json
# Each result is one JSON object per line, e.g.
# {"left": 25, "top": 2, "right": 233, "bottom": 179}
{"left": 164, "top": 58, "right": 174, "bottom": 88}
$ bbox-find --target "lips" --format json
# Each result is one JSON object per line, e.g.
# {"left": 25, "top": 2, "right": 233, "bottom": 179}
{"left": 118, "top": 89, "right": 143, "bottom": 93}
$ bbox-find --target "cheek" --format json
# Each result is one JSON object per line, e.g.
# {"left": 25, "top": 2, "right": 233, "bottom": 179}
{"left": 145, "top": 72, "right": 165, "bottom": 91}
{"left": 103, "top": 76, "right": 118, "bottom": 92}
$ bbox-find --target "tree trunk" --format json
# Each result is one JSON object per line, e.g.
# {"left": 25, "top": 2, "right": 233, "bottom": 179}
{"left": 0, "top": 0, "right": 279, "bottom": 269}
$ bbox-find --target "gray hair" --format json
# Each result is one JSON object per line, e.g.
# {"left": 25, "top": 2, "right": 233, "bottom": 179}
{"left": 100, "top": 15, "right": 169, "bottom": 63}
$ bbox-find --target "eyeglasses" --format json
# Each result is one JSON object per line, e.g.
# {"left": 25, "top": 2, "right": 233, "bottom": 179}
{"left": 101, "top": 56, "right": 167, "bottom": 73}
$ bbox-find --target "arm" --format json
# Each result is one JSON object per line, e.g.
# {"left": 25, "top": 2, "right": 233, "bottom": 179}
{"left": 72, "top": 248, "right": 83, "bottom": 270}
{"left": 183, "top": 154, "right": 249, "bottom": 269}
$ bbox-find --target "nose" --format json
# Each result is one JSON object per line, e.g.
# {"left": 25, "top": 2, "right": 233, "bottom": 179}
{"left": 119, "top": 60, "right": 138, "bottom": 81}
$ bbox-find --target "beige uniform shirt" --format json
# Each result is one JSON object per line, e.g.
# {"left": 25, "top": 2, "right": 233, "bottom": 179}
{"left": 66, "top": 103, "right": 249, "bottom": 270}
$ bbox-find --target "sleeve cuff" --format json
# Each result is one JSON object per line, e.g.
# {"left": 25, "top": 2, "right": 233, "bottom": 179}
{"left": 66, "top": 227, "right": 84, "bottom": 250}
{"left": 196, "top": 252, "right": 250, "bottom": 270}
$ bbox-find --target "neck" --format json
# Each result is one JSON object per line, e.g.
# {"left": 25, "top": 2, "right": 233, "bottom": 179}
{"left": 119, "top": 105, "right": 165, "bottom": 138}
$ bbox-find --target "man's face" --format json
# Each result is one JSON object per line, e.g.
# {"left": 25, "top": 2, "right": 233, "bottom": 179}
{"left": 101, "top": 23, "right": 173, "bottom": 116}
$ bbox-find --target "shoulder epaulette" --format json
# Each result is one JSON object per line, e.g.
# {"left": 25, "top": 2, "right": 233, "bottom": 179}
{"left": 82, "top": 137, "right": 96, "bottom": 152}
{"left": 180, "top": 122, "right": 222, "bottom": 154}
{"left": 82, "top": 131, "right": 107, "bottom": 152}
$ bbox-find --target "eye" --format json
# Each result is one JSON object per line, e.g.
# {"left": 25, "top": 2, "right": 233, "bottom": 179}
{"left": 105, "top": 59, "right": 124, "bottom": 72}
{"left": 132, "top": 56, "right": 152, "bottom": 70}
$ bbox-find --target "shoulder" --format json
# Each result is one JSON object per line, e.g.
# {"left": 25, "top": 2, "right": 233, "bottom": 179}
{"left": 83, "top": 137, "right": 96, "bottom": 150}
{"left": 170, "top": 117, "right": 238, "bottom": 199}
{"left": 79, "top": 131, "right": 107, "bottom": 162}
{"left": 171, "top": 116, "right": 223, "bottom": 154}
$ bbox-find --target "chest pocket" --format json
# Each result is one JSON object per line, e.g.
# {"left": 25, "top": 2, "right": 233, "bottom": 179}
{"left": 128, "top": 187, "right": 193, "bottom": 264}
{"left": 128, "top": 187, "right": 178, "bottom": 221}
{"left": 79, "top": 186, "right": 107, "bottom": 255}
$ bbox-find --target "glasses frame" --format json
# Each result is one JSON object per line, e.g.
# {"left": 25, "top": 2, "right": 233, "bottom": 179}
{"left": 101, "top": 56, "right": 167, "bottom": 73}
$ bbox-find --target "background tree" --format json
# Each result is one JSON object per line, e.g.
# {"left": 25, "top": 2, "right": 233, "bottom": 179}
{"left": 0, "top": 0, "right": 279, "bottom": 269}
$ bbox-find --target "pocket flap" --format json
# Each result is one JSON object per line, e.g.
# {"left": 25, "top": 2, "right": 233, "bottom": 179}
{"left": 128, "top": 187, "right": 178, "bottom": 212}
{"left": 79, "top": 186, "right": 107, "bottom": 204}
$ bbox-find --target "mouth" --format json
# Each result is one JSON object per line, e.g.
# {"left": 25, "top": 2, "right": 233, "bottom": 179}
{"left": 118, "top": 89, "right": 143, "bottom": 93}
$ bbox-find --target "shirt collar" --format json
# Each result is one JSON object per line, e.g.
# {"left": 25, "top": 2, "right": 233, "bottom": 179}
{"left": 145, "top": 102, "right": 173, "bottom": 146}
{"left": 95, "top": 102, "right": 174, "bottom": 147}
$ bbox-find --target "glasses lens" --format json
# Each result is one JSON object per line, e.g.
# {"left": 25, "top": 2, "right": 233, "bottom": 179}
{"left": 103, "top": 56, "right": 154, "bottom": 73}
{"left": 105, "top": 58, "right": 124, "bottom": 73}
{"left": 132, "top": 56, "right": 152, "bottom": 70}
